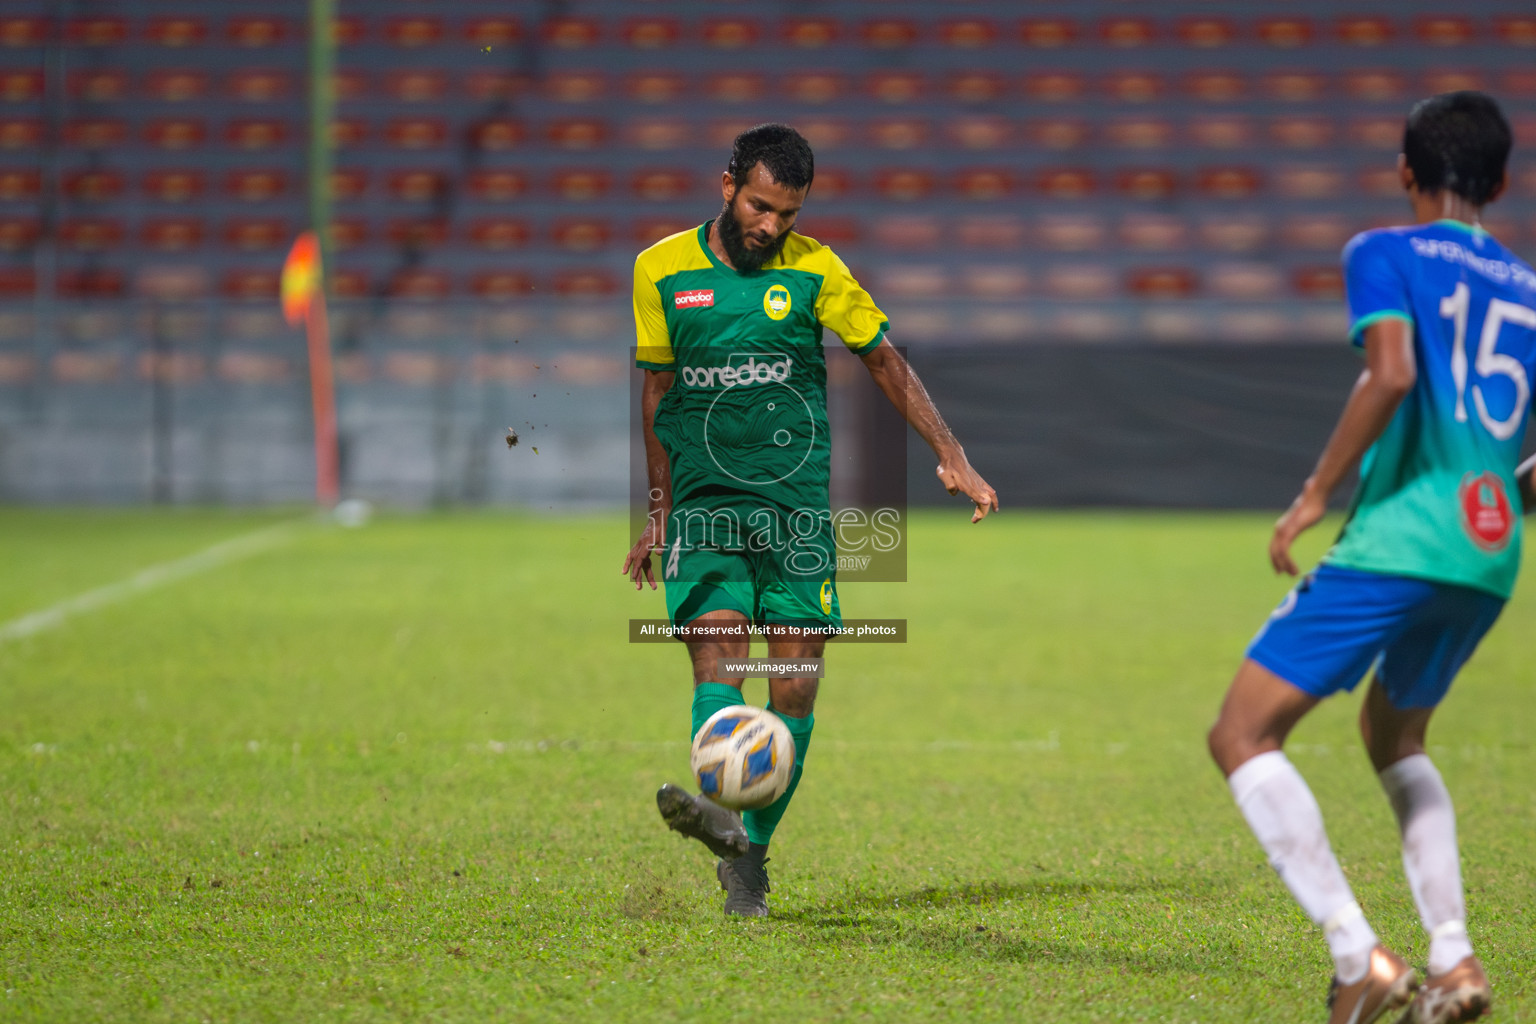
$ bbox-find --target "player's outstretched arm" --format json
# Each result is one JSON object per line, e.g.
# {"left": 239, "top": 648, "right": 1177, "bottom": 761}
{"left": 1271, "top": 319, "right": 1416, "bottom": 575}
{"left": 622, "top": 369, "right": 675, "bottom": 589}
{"left": 858, "top": 338, "right": 999, "bottom": 522}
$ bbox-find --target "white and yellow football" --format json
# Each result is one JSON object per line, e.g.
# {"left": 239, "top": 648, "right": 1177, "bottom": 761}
{"left": 690, "top": 705, "right": 795, "bottom": 810}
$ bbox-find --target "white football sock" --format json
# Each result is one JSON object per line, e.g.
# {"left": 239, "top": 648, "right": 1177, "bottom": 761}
{"left": 1229, "top": 751, "right": 1377, "bottom": 983}
{"left": 1379, "top": 754, "right": 1474, "bottom": 975}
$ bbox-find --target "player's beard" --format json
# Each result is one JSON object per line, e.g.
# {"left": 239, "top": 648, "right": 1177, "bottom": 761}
{"left": 716, "top": 198, "right": 789, "bottom": 272}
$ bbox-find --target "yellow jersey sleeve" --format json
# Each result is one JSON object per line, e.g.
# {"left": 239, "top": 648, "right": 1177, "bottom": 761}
{"left": 814, "top": 251, "right": 889, "bottom": 355}
{"left": 632, "top": 255, "right": 673, "bottom": 370}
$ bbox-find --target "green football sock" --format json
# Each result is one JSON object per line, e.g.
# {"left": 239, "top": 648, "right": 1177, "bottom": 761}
{"left": 743, "top": 705, "right": 814, "bottom": 847}
{"left": 690, "top": 682, "right": 743, "bottom": 741}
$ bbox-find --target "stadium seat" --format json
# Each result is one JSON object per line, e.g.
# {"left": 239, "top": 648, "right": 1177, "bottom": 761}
{"left": 947, "top": 72, "right": 1006, "bottom": 104}
{"left": 58, "top": 268, "right": 126, "bottom": 298}
{"left": 1178, "top": 18, "right": 1237, "bottom": 48}
{"left": 948, "top": 116, "right": 1012, "bottom": 150}
{"left": 1293, "top": 266, "right": 1344, "bottom": 300}
{"left": 387, "top": 170, "right": 447, "bottom": 203}
{"left": 141, "top": 218, "right": 205, "bottom": 252}
{"left": 145, "top": 119, "right": 207, "bottom": 151}
{"left": 467, "top": 219, "right": 530, "bottom": 250}
{"left": 964, "top": 265, "right": 1030, "bottom": 299}
{"left": 143, "top": 170, "right": 205, "bottom": 203}
{"left": 227, "top": 17, "right": 289, "bottom": 48}
{"left": 941, "top": 20, "right": 998, "bottom": 48}
{"left": 63, "top": 170, "right": 124, "bottom": 203}
{"left": 226, "top": 120, "right": 287, "bottom": 151}
{"left": 542, "top": 18, "right": 601, "bottom": 49}
{"left": 797, "top": 119, "right": 849, "bottom": 151}
{"left": 544, "top": 119, "right": 605, "bottom": 151}
{"left": 59, "top": 219, "right": 125, "bottom": 252}
{"left": 463, "top": 72, "right": 529, "bottom": 103}
{"left": 389, "top": 271, "right": 451, "bottom": 301}
{"left": 330, "top": 168, "right": 369, "bottom": 202}
{"left": 1, "top": 18, "right": 49, "bottom": 48}
{"left": 809, "top": 168, "right": 851, "bottom": 200}
{"left": 870, "top": 119, "right": 928, "bottom": 150}
{"left": 872, "top": 216, "right": 942, "bottom": 249}
{"left": 67, "top": 17, "right": 128, "bottom": 46}
{"left": 327, "top": 218, "right": 368, "bottom": 250}
{"left": 217, "top": 352, "right": 291, "bottom": 385}
{"left": 1281, "top": 215, "right": 1352, "bottom": 250}
{"left": 1185, "top": 72, "right": 1246, "bottom": 102}
{"left": 552, "top": 268, "right": 619, "bottom": 296}
{"left": 956, "top": 216, "right": 1026, "bottom": 249}
{"left": 631, "top": 170, "right": 692, "bottom": 202}
{"left": 467, "top": 170, "right": 526, "bottom": 202}
{"left": 69, "top": 70, "right": 128, "bottom": 102}
{"left": 624, "top": 73, "right": 686, "bottom": 104}
{"left": 222, "top": 269, "right": 279, "bottom": 300}
{"left": 1, "top": 70, "right": 42, "bottom": 102}
{"left": 551, "top": 219, "right": 611, "bottom": 252}
{"left": 52, "top": 350, "right": 120, "bottom": 383}
{"left": 1044, "top": 264, "right": 1115, "bottom": 300}
{"left": 227, "top": 70, "right": 291, "bottom": 103}
{"left": 1099, "top": 18, "right": 1156, "bottom": 47}
{"left": 146, "top": 17, "right": 207, "bottom": 47}
{"left": 0, "top": 352, "right": 35, "bottom": 383}
{"left": 386, "top": 17, "right": 444, "bottom": 48}
{"left": 784, "top": 73, "right": 844, "bottom": 105}
{"left": 633, "top": 218, "right": 696, "bottom": 246}
{"left": 626, "top": 118, "right": 690, "bottom": 150}
{"left": 1020, "top": 19, "right": 1078, "bottom": 48}
{"left": 1257, "top": 18, "right": 1317, "bottom": 47}
{"left": 1103, "top": 72, "right": 1164, "bottom": 103}
{"left": 707, "top": 74, "right": 765, "bottom": 103}
{"left": 470, "top": 270, "right": 535, "bottom": 301}
{"left": 703, "top": 19, "right": 762, "bottom": 49}
{"left": 1359, "top": 167, "right": 1404, "bottom": 198}
{"left": 1188, "top": 116, "right": 1254, "bottom": 149}
{"left": 0, "top": 218, "right": 38, "bottom": 251}
{"left": 1118, "top": 169, "right": 1178, "bottom": 200}
{"left": 1270, "top": 116, "right": 1335, "bottom": 149}
{"left": 145, "top": 70, "right": 207, "bottom": 102}
{"left": 0, "top": 170, "right": 40, "bottom": 201}
{"left": 1274, "top": 165, "right": 1345, "bottom": 199}
{"left": 1036, "top": 214, "right": 1106, "bottom": 251}
{"left": 1127, "top": 268, "right": 1199, "bottom": 299}
{"left": 953, "top": 168, "right": 1015, "bottom": 200}
{"left": 1036, "top": 168, "right": 1097, "bottom": 199}
{"left": 1415, "top": 17, "right": 1474, "bottom": 46}
{"left": 1120, "top": 214, "right": 1189, "bottom": 250}
{"left": 465, "top": 18, "right": 521, "bottom": 49}
{"left": 1343, "top": 71, "right": 1405, "bottom": 102}
{"left": 386, "top": 118, "right": 446, "bottom": 150}
{"left": 545, "top": 72, "right": 605, "bottom": 104}
{"left": 1264, "top": 72, "right": 1329, "bottom": 102}
{"left": 63, "top": 119, "right": 124, "bottom": 150}
{"left": 1336, "top": 17, "right": 1395, "bottom": 46}
{"left": 333, "top": 70, "right": 370, "bottom": 102}
{"left": 223, "top": 218, "right": 287, "bottom": 252}
{"left": 224, "top": 170, "right": 288, "bottom": 203}
{"left": 331, "top": 269, "right": 370, "bottom": 299}
{"left": 866, "top": 73, "right": 925, "bottom": 104}
{"left": 623, "top": 18, "right": 680, "bottom": 49}
{"left": 551, "top": 170, "right": 611, "bottom": 201}
{"left": 389, "top": 71, "right": 448, "bottom": 103}
{"left": 387, "top": 219, "right": 449, "bottom": 249}
{"left": 1106, "top": 118, "right": 1174, "bottom": 149}
{"left": 0, "top": 120, "right": 41, "bottom": 151}
{"left": 796, "top": 216, "right": 858, "bottom": 246}
{"left": 1424, "top": 71, "right": 1484, "bottom": 94}
{"left": 879, "top": 265, "right": 947, "bottom": 298}
{"left": 875, "top": 169, "right": 934, "bottom": 202}
{"left": 330, "top": 119, "right": 368, "bottom": 149}
{"left": 1207, "top": 262, "right": 1284, "bottom": 299}
{"left": 1502, "top": 71, "right": 1536, "bottom": 97}
{"left": 1350, "top": 117, "right": 1401, "bottom": 149}
{"left": 1027, "top": 119, "right": 1090, "bottom": 150}
{"left": 1196, "top": 166, "right": 1263, "bottom": 199}
{"left": 783, "top": 19, "right": 840, "bottom": 47}
{"left": 1495, "top": 17, "right": 1536, "bottom": 46}
{"left": 861, "top": 20, "right": 918, "bottom": 48}
{"left": 332, "top": 18, "right": 365, "bottom": 46}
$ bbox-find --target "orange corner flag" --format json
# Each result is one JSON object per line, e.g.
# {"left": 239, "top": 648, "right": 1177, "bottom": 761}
{"left": 281, "top": 231, "right": 321, "bottom": 325}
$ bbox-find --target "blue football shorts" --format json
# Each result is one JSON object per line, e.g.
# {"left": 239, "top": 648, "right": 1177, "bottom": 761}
{"left": 1246, "top": 564, "right": 1505, "bottom": 710}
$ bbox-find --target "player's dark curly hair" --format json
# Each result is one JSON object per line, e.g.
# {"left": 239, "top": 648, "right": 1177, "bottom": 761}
{"left": 1403, "top": 92, "right": 1511, "bottom": 207}
{"left": 727, "top": 123, "right": 815, "bottom": 192}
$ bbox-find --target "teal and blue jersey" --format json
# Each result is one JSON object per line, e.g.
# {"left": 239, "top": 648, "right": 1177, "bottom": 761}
{"left": 1326, "top": 220, "right": 1536, "bottom": 598}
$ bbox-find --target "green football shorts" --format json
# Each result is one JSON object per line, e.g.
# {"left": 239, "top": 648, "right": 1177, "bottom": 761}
{"left": 661, "top": 499, "right": 842, "bottom": 631}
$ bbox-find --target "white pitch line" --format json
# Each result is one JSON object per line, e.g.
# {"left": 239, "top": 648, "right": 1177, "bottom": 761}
{"left": 0, "top": 517, "right": 309, "bottom": 645}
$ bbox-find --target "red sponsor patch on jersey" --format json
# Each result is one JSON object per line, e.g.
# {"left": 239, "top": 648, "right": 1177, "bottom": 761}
{"left": 1459, "top": 472, "right": 1514, "bottom": 551}
{"left": 674, "top": 289, "right": 714, "bottom": 309}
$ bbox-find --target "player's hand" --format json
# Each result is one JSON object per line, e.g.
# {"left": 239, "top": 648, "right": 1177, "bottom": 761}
{"left": 1269, "top": 485, "right": 1327, "bottom": 576}
{"left": 621, "top": 516, "right": 665, "bottom": 590}
{"left": 937, "top": 457, "right": 1000, "bottom": 523}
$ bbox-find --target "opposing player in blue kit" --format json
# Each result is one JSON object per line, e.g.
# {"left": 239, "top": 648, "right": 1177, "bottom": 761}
{"left": 1208, "top": 93, "right": 1532, "bottom": 1024}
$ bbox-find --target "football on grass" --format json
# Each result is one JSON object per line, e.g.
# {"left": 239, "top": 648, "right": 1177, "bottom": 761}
{"left": 690, "top": 705, "right": 795, "bottom": 810}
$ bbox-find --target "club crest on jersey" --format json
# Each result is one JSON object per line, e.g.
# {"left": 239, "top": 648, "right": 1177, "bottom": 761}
{"left": 1459, "top": 472, "right": 1514, "bottom": 551}
{"left": 763, "top": 285, "right": 792, "bottom": 321}
{"left": 819, "top": 578, "right": 833, "bottom": 614}
{"left": 674, "top": 289, "right": 714, "bottom": 309}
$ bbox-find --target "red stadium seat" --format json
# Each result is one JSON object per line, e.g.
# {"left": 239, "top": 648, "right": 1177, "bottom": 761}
{"left": 227, "top": 70, "right": 291, "bottom": 103}
{"left": 1515, "top": 116, "right": 1536, "bottom": 147}
{"left": 703, "top": 19, "right": 761, "bottom": 49}
{"left": 470, "top": 271, "right": 535, "bottom": 301}
{"left": 225, "top": 120, "right": 286, "bottom": 151}
{"left": 1, "top": 70, "right": 42, "bottom": 102}
{"left": 67, "top": 17, "right": 128, "bottom": 46}
{"left": 0, "top": 169, "right": 40, "bottom": 201}
{"left": 1019, "top": 19, "right": 1078, "bottom": 48}
{"left": 1495, "top": 18, "right": 1536, "bottom": 46}
{"left": 965, "top": 266, "right": 1030, "bottom": 299}
{"left": 1359, "top": 167, "right": 1404, "bottom": 198}
{"left": 222, "top": 269, "right": 279, "bottom": 301}
{"left": 1257, "top": 18, "right": 1316, "bottom": 47}
{"left": 1293, "top": 267, "right": 1344, "bottom": 300}
{"left": 62, "top": 119, "right": 124, "bottom": 150}
{"left": 1503, "top": 71, "right": 1536, "bottom": 97}
{"left": 467, "top": 219, "right": 530, "bottom": 251}
{"left": 387, "top": 220, "right": 449, "bottom": 249}
{"left": 626, "top": 118, "right": 692, "bottom": 150}
{"left": 1044, "top": 264, "right": 1115, "bottom": 300}
{"left": 623, "top": 18, "right": 679, "bottom": 49}
{"left": 1, "top": 18, "right": 49, "bottom": 48}
{"left": 388, "top": 271, "right": 451, "bottom": 302}
{"left": 387, "top": 119, "right": 446, "bottom": 151}
{"left": 1117, "top": 169, "right": 1179, "bottom": 200}
{"left": 947, "top": 72, "right": 1006, "bottom": 104}
{"left": 553, "top": 269, "right": 619, "bottom": 297}
{"left": 0, "top": 120, "right": 41, "bottom": 150}
{"left": 1128, "top": 268, "right": 1199, "bottom": 299}
{"left": 332, "top": 70, "right": 369, "bottom": 102}
{"left": 861, "top": 20, "right": 918, "bottom": 48}
{"left": 1416, "top": 17, "right": 1474, "bottom": 46}
{"left": 1264, "top": 72, "right": 1329, "bottom": 102}
{"left": 387, "top": 170, "right": 447, "bottom": 203}
{"left": 218, "top": 352, "right": 290, "bottom": 385}
{"left": 1106, "top": 118, "right": 1173, "bottom": 149}
{"left": 69, "top": 70, "right": 128, "bottom": 102}
{"left": 0, "top": 351, "right": 35, "bottom": 382}
{"left": 137, "top": 352, "right": 206, "bottom": 384}
{"left": 52, "top": 350, "right": 120, "bottom": 382}
{"left": 463, "top": 72, "right": 528, "bottom": 103}
{"left": 59, "top": 218, "right": 125, "bottom": 251}
{"left": 330, "top": 119, "right": 368, "bottom": 148}
{"left": 783, "top": 19, "right": 840, "bottom": 48}
{"left": 544, "top": 119, "right": 605, "bottom": 151}
{"left": 878, "top": 266, "right": 947, "bottom": 298}
{"left": 784, "top": 72, "right": 844, "bottom": 105}
{"left": 326, "top": 218, "right": 368, "bottom": 251}
{"left": 466, "top": 18, "right": 521, "bottom": 49}
{"left": 223, "top": 218, "right": 287, "bottom": 251}
{"left": 1336, "top": 17, "right": 1395, "bottom": 46}
{"left": 1275, "top": 166, "right": 1346, "bottom": 199}
{"left": 1103, "top": 72, "right": 1165, "bottom": 103}
{"left": 869, "top": 118, "right": 928, "bottom": 150}
{"left": 1184, "top": 72, "right": 1246, "bottom": 103}
{"left": 956, "top": 216, "right": 1026, "bottom": 250}
{"left": 227, "top": 17, "right": 289, "bottom": 48}
{"left": 1035, "top": 167, "right": 1097, "bottom": 199}
{"left": 1179, "top": 18, "right": 1237, "bottom": 48}
{"left": 1271, "top": 116, "right": 1335, "bottom": 149}
{"left": 147, "top": 17, "right": 207, "bottom": 47}
{"left": 866, "top": 72, "right": 925, "bottom": 104}
{"left": 543, "top": 18, "right": 601, "bottom": 49}
{"left": 875, "top": 169, "right": 934, "bottom": 202}
{"left": 953, "top": 168, "right": 1015, "bottom": 200}
{"left": 1099, "top": 18, "right": 1156, "bottom": 47}
{"left": 143, "top": 170, "right": 205, "bottom": 203}
{"left": 467, "top": 170, "right": 526, "bottom": 202}
{"left": 544, "top": 72, "right": 604, "bottom": 104}
{"left": 1350, "top": 117, "right": 1401, "bottom": 149}
{"left": 1424, "top": 71, "right": 1484, "bottom": 93}
{"left": 1196, "top": 167, "right": 1263, "bottom": 199}
{"left": 1188, "top": 116, "right": 1254, "bottom": 149}
{"left": 707, "top": 74, "right": 765, "bottom": 103}
{"left": 0, "top": 217, "right": 38, "bottom": 251}
{"left": 1343, "top": 71, "right": 1405, "bottom": 102}
{"left": 224, "top": 169, "right": 288, "bottom": 203}
{"left": 948, "top": 116, "right": 1012, "bottom": 150}
{"left": 941, "top": 20, "right": 998, "bottom": 48}
{"left": 331, "top": 17, "right": 365, "bottom": 46}
{"left": 331, "top": 270, "right": 370, "bottom": 300}
{"left": 1208, "top": 263, "right": 1284, "bottom": 300}
{"left": 386, "top": 17, "right": 443, "bottom": 47}
{"left": 63, "top": 170, "right": 124, "bottom": 202}
{"left": 1026, "top": 119, "right": 1090, "bottom": 150}
{"left": 550, "top": 169, "right": 611, "bottom": 201}
{"left": 1282, "top": 215, "right": 1353, "bottom": 251}
{"left": 634, "top": 218, "right": 696, "bottom": 246}
{"left": 631, "top": 170, "right": 692, "bottom": 202}
{"left": 389, "top": 70, "right": 447, "bottom": 103}
{"left": 795, "top": 216, "right": 859, "bottom": 246}
{"left": 330, "top": 168, "right": 368, "bottom": 202}
{"left": 58, "top": 269, "right": 125, "bottom": 299}
{"left": 1120, "top": 214, "right": 1189, "bottom": 250}
{"left": 797, "top": 118, "right": 848, "bottom": 151}
{"left": 625, "top": 73, "right": 687, "bottom": 104}
{"left": 552, "top": 219, "right": 611, "bottom": 252}
{"left": 809, "top": 168, "right": 851, "bottom": 200}
{"left": 145, "top": 118, "right": 207, "bottom": 150}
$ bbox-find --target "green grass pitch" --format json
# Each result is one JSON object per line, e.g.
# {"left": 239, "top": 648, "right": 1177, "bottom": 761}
{"left": 1, "top": 508, "right": 1532, "bottom": 1021}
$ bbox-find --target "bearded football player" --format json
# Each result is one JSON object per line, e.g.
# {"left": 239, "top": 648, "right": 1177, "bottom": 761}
{"left": 622, "top": 124, "right": 998, "bottom": 917}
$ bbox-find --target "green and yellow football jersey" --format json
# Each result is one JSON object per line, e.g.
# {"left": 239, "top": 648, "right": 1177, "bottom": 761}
{"left": 633, "top": 221, "right": 890, "bottom": 513}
